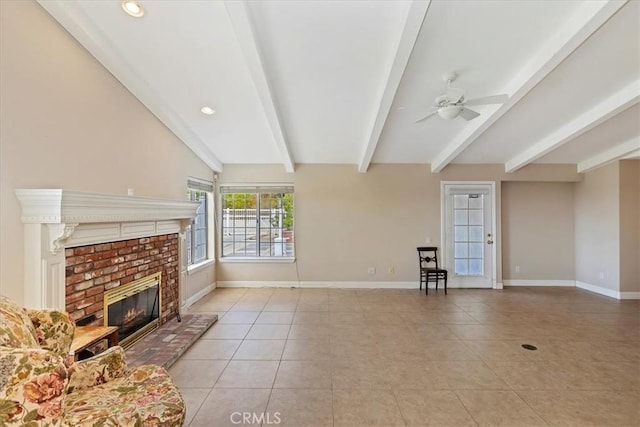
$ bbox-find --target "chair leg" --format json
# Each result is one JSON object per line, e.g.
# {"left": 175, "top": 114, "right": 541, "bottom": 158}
{"left": 444, "top": 272, "right": 448, "bottom": 295}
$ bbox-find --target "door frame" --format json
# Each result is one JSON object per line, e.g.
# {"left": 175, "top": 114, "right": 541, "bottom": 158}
{"left": 440, "top": 181, "right": 498, "bottom": 289}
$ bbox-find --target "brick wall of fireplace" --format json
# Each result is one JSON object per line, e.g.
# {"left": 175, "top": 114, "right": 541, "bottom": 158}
{"left": 65, "top": 234, "right": 179, "bottom": 325}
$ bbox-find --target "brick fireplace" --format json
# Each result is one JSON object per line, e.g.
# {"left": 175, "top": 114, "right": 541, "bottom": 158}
{"left": 65, "top": 234, "right": 179, "bottom": 327}
{"left": 15, "top": 189, "right": 199, "bottom": 313}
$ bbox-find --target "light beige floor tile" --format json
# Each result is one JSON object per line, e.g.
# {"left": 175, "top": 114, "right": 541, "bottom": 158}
{"left": 178, "top": 388, "right": 210, "bottom": 426}
{"left": 218, "top": 311, "right": 260, "bottom": 324}
{"left": 181, "top": 339, "right": 241, "bottom": 360}
{"left": 190, "top": 301, "right": 235, "bottom": 312}
{"left": 518, "top": 390, "right": 640, "bottom": 426}
{"left": 265, "top": 389, "right": 333, "bottom": 427}
{"left": 293, "top": 311, "right": 330, "bottom": 324}
{"left": 296, "top": 302, "right": 330, "bottom": 312}
{"left": 331, "top": 341, "right": 380, "bottom": 360}
{"left": 233, "top": 339, "right": 286, "bottom": 360}
{"left": 395, "top": 390, "right": 476, "bottom": 426}
{"left": 331, "top": 359, "right": 392, "bottom": 389}
{"left": 189, "top": 388, "right": 270, "bottom": 427}
{"left": 264, "top": 302, "right": 299, "bottom": 311}
{"left": 282, "top": 339, "right": 331, "bottom": 360}
{"left": 255, "top": 311, "right": 295, "bottom": 324}
{"left": 333, "top": 389, "right": 405, "bottom": 426}
{"left": 464, "top": 340, "right": 532, "bottom": 362}
{"left": 215, "top": 361, "right": 280, "bottom": 388}
{"left": 246, "top": 324, "right": 291, "bottom": 339}
{"left": 423, "top": 340, "right": 481, "bottom": 361}
{"left": 288, "top": 324, "right": 331, "bottom": 339}
{"left": 550, "top": 360, "right": 640, "bottom": 390}
{"left": 455, "top": 390, "right": 547, "bottom": 426}
{"left": 273, "top": 361, "right": 332, "bottom": 389}
{"left": 229, "top": 303, "right": 266, "bottom": 312}
{"left": 202, "top": 323, "right": 251, "bottom": 339}
{"left": 437, "top": 361, "right": 509, "bottom": 390}
{"left": 385, "top": 361, "right": 449, "bottom": 390}
{"left": 169, "top": 359, "right": 228, "bottom": 388}
{"left": 487, "top": 361, "right": 568, "bottom": 390}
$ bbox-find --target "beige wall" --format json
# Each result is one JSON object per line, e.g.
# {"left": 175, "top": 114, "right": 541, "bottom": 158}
{"left": 502, "top": 182, "right": 575, "bottom": 281}
{"left": 217, "top": 163, "right": 581, "bottom": 285}
{"left": 619, "top": 159, "right": 640, "bottom": 292}
{"left": 574, "top": 162, "right": 620, "bottom": 291}
{"left": 0, "top": 1, "right": 214, "bottom": 304}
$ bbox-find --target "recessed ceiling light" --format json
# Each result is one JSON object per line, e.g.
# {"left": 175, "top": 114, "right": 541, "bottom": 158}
{"left": 200, "top": 106, "right": 216, "bottom": 115}
{"left": 122, "top": 1, "right": 144, "bottom": 18}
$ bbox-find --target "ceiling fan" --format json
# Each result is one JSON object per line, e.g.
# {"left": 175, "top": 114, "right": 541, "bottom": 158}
{"left": 415, "top": 72, "right": 509, "bottom": 123}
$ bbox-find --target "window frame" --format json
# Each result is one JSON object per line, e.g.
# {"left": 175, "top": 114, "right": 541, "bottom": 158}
{"left": 186, "top": 178, "right": 215, "bottom": 273}
{"left": 219, "top": 184, "right": 295, "bottom": 262}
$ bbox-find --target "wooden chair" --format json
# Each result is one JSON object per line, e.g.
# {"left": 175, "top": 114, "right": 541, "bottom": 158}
{"left": 417, "top": 246, "right": 448, "bottom": 295}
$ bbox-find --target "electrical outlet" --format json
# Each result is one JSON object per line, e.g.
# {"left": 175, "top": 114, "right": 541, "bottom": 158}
{"left": 515, "top": 266, "right": 520, "bottom": 273}
{"left": 388, "top": 267, "right": 395, "bottom": 274}
{"left": 425, "top": 236, "right": 432, "bottom": 244}
{"left": 599, "top": 272, "right": 605, "bottom": 279}
{"left": 367, "top": 267, "right": 376, "bottom": 275}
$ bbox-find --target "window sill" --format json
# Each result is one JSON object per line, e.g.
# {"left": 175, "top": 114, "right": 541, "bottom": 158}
{"left": 187, "top": 259, "right": 215, "bottom": 275}
{"left": 219, "top": 257, "right": 296, "bottom": 264}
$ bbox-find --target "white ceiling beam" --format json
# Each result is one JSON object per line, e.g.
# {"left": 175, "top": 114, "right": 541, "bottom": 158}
{"left": 506, "top": 81, "right": 639, "bottom": 172}
{"left": 577, "top": 138, "right": 640, "bottom": 173}
{"left": 37, "top": 1, "right": 224, "bottom": 172}
{"left": 224, "top": 1, "right": 295, "bottom": 173}
{"left": 430, "top": 0, "right": 628, "bottom": 173}
{"left": 357, "top": 0, "right": 431, "bottom": 173}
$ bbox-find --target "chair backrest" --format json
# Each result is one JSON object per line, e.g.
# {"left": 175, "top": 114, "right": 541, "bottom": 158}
{"left": 417, "top": 246, "right": 440, "bottom": 269}
{"left": 0, "top": 295, "right": 40, "bottom": 349}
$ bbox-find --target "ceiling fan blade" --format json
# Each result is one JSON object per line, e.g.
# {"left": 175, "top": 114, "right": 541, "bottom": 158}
{"left": 459, "top": 107, "right": 480, "bottom": 121}
{"left": 464, "top": 94, "right": 509, "bottom": 106}
{"left": 415, "top": 110, "right": 438, "bottom": 123}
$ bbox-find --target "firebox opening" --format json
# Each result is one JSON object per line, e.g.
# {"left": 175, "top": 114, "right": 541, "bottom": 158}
{"left": 103, "top": 272, "right": 162, "bottom": 348}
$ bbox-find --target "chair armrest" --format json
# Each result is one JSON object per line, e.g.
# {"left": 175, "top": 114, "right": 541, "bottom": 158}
{"left": 26, "top": 309, "right": 75, "bottom": 358}
{"left": 0, "top": 347, "right": 69, "bottom": 425}
{"left": 67, "top": 346, "right": 128, "bottom": 393}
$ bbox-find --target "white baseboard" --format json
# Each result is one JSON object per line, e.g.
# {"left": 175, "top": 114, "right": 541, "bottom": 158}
{"left": 493, "top": 282, "right": 503, "bottom": 290}
{"left": 183, "top": 283, "right": 216, "bottom": 308}
{"left": 576, "top": 281, "right": 640, "bottom": 300}
{"left": 217, "top": 281, "right": 420, "bottom": 289}
{"left": 504, "top": 279, "right": 575, "bottom": 287}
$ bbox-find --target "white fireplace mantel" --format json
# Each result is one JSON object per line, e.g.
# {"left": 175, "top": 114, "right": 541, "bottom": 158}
{"left": 15, "top": 189, "right": 199, "bottom": 310}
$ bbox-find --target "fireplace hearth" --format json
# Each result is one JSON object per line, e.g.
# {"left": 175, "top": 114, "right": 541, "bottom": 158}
{"left": 104, "top": 272, "right": 161, "bottom": 348}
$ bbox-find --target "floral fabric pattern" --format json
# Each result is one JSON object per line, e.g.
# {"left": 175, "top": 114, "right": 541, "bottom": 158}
{"left": 64, "top": 365, "right": 186, "bottom": 427}
{"left": 67, "top": 347, "right": 127, "bottom": 393}
{"left": 26, "top": 310, "right": 75, "bottom": 359}
{"left": 0, "top": 295, "right": 186, "bottom": 427}
{"left": 0, "top": 296, "right": 40, "bottom": 349}
{"left": 0, "top": 347, "right": 68, "bottom": 427}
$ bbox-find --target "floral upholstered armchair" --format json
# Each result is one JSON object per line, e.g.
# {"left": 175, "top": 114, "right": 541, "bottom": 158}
{"left": 0, "top": 296, "right": 186, "bottom": 426}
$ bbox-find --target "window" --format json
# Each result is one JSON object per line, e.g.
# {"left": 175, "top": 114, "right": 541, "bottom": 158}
{"left": 221, "top": 186, "right": 294, "bottom": 258}
{"left": 186, "top": 178, "right": 214, "bottom": 266}
{"left": 453, "top": 194, "right": 484, "bottom": 276}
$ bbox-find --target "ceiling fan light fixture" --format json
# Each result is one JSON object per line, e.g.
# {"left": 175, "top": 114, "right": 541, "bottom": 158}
{"left": 437, "top": 105, "right": 462, "bottom": 120}
{"left": 122, "top": 1, "right": 144, "bottom": 18}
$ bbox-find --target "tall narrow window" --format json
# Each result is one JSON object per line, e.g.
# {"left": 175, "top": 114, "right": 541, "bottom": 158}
{"left": 186, "top": 178, "right": 214, "bottom": 266}
{"left": 453, "top": 194, "right": 484, "bottom": 276}
{"left": 221, "top": 186, "right": 294, "bottom": 258}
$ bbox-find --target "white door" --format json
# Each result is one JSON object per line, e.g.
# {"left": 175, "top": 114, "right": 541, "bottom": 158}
{"left": 442, "top": 183, "right": 495, "bottom": 288}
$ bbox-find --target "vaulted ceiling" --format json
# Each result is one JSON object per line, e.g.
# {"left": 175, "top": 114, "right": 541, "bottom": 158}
{"left": 39, "top": 0, "right": 639, "bottom": 174}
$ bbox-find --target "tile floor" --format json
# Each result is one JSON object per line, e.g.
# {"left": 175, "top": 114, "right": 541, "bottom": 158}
{"left": 170, "top": 287, "right": 640, "bottom": 426}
